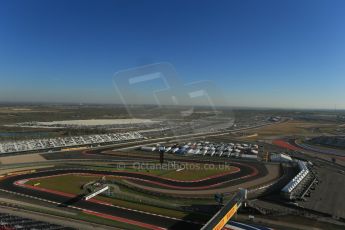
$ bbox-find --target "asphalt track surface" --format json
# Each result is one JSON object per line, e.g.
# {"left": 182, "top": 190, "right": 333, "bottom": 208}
{"left": 0, "top": 163, "right": 265, "bottom": 230}
{"left": 0, "top": 169, "right": 201, "bottom": 229}
{"left": 294, "top": 141, "right": 345, "bottom": 157}
{"left": 42, "top": 148, "right": 268, "bottom": 190}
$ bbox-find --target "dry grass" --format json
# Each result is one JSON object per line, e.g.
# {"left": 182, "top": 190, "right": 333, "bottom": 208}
{"left": 244, "top": 120, "right": 339, "bottom": 140}
{"left": 0, "top": 153, "right": 46, "bottom": 164}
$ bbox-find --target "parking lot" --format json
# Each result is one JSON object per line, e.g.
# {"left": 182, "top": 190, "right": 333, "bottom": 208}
{"left": 0, "top": 132, "right": 143, "bottom": 154}
{"left": 299, "top": 167, "right": 345, "bottom": 219}
{"left": 140, "top": 140, "right": 260, "bottom": 160}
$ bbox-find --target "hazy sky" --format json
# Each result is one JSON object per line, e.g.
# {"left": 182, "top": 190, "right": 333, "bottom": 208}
{"left": 1, "top": 0, "right": 345, "bottom": 109}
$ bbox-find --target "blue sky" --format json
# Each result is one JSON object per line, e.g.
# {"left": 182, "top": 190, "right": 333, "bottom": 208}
{"left": 0, "top": 0, "right": 345, "bottom": 109}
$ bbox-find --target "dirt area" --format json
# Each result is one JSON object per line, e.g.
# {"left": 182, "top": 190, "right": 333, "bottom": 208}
{"left": 0, "top": 153, "right": 46, "bottom": 165}
{"left": 243, "top": 120, "right": 339, "bottom": 141}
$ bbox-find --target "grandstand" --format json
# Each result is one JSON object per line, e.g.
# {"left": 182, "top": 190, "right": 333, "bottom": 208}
{"left": 281, "top": 160, "right": 315, "bottom": 200}
{"left": 0, "top": 212, "right": 75, "bottom": 230}
{"left": 0, "top": 132, "right": 144, "bottom": 154}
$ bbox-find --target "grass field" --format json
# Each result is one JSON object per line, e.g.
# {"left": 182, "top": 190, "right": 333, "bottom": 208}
{"left": 155, "top": 166, "right": 234, "bottom": 180}
{"left": 25, "top": 170, "right": 223, "bottom": 220}
{"left": 26, "top": 174, "right": 97, "bottom": 194}
{"left": 75, "top": 163, "right": 237, "bottom": 181}
{"left": 26, "top": 174, "right": 192, "bottom": 218}
{"left": 26, "top": 164, "right": 236, "bottom": 190}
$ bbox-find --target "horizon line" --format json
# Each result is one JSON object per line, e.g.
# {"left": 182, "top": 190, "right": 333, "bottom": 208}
{"left": 0, "top": 100, "right": 344, "bottom": 112}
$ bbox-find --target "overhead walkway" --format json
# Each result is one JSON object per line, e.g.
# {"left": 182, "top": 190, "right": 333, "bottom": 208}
{"left": 201, "top": 189, "right": 247, "bottom": 230}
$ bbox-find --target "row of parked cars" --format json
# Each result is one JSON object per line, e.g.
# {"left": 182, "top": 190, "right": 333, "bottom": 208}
{"left": 0, "top": 132, "right": 144, "bottom": 154}
{"left": 141, "top": 141, "right": 260, "bottom": 159}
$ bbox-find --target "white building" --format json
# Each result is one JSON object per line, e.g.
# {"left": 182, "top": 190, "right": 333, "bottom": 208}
{"left": 270, "top": 153, "right": 292, "bottom": 163}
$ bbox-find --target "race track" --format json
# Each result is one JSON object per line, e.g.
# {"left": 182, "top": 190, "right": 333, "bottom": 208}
{"left": 0, "top": 163, "right": 266, "bottom": 230}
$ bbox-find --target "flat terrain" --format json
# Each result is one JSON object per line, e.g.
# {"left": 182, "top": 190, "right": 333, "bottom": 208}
{"left": 14, "top": 169, "right": 214, "bottom": 222}
{"left": 26, "top": 174, "right": 99, "bottom": 194}
{"left": 0, "top": 170, "right": 204, "bottom": 229}
{"left": 19, "top": 119, "right": 158, "bottom": 127}
{"left": 0, "top": 153, "right": 46, "bottom": 164}
{"left": 244, "top": 120, "right": 340, "bottom": 140}
{"left": 123, "top": 163, "right": 279, "bottom": 195}
{"left": 299, "top": 167, "right": 345, "bottom": 219}
{"left": 0, "top": 105, "right": 128, "bottom": 126}
{"left": 157, "top": 166, "right": 235, "bottom": 180}
{"left": 26, "top": 164, "right": 238, "bottom": 191}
